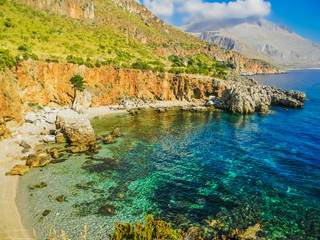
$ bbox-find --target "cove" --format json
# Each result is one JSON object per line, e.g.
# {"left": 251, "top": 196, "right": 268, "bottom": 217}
{"left": 17, "top": 70, "right": 320, "bottom": 240}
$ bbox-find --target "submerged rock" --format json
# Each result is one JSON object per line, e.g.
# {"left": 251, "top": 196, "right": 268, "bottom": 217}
{"left": 28, "top": 182, "right": 47, "bottom": 190}
{"left": 98, "top": 204, "right": 116, "bottom": 216}
{"left": 76, "top": 181, "right": 94, "bottom": 190}
{"left": 56, "top": 195, "right": 66, "bottom": 202}
{"left": 6, "top": 164, "right": 29, "bottom": 176}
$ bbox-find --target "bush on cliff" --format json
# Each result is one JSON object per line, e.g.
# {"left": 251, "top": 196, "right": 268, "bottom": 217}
{"left": 70, "top": 75, "right": 86, "bottom": 105}
{"left": 0, "top": 49, "right": 16, "bottom": 70}
{"left": 109, "top": 215, "right": 184, "bottom": 240}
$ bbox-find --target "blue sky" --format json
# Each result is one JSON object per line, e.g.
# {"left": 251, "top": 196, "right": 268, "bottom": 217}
{"left": 138, "top": 0, "right": 320, "bottom": 43}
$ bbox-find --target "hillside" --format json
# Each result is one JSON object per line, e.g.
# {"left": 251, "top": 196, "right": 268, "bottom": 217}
{"left": 182, "top": 17, "right": 320, "bottom": 69}
{"left": 0, "top": 0, "right": 279, "bottom": 73}
{"left": 0, "top": 0, "right": 281, "bottom": 139}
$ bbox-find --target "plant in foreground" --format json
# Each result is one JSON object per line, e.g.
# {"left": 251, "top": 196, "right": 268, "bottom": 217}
{"left": 109, "top": 215, "right": 184, "bottom": 240}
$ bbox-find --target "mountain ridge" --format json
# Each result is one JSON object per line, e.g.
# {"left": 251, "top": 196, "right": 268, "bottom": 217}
{"left": 182, "top": 17, "right": 320, "bottom": 69}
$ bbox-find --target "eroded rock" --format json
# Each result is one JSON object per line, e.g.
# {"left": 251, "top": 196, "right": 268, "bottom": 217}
{"left": 215, "top": 78, "right": 306, "bottom": 114}
{"left": 103, "top": 134, "right": 115, "bottom": 144}
{"left": 6, "top": 164, "right": 29, "bottom": 176}
{"left": 25, "top": 154, "right": 52, "bottom": 168}
{"left": 111, "top": 128, "right": 121, "bottom": 137}
{"left": 56, "top": 111, "right": 96, "bottom": 152}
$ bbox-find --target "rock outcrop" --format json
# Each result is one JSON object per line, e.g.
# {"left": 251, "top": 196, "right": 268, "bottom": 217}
{"left": 6, "top": 164, "right": 30, "bottom": 176}
{"left": 214, "top": 77, "right": 306, "bottom": 114}
{"left": 16, "top": 0, "right": 95, "bottom": 21}
{"left": 56, "top": 110, "right": 96, "bottom": 152}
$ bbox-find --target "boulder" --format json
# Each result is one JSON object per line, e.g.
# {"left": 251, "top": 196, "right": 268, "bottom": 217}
{"left": 6, "top": 164, "right": 29, "bottom": 176}
{"left": 67, "top": 143, "right": 96, "bottom": 153}
{"left": 56, "top": 111, "right": 96, "bottom": 146}
{"left": 103, "top": 134, "right": 115, "bottom": 144}
{"left": 111, "top": 128, "right": 121, "bottom": 137}
{"left": 25, "top": 154, "right": 52, "bottom": 168}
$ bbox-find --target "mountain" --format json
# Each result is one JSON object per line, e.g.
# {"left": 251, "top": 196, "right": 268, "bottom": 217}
{"left": 182, "top": 17, "right": 320, "bottom": 69}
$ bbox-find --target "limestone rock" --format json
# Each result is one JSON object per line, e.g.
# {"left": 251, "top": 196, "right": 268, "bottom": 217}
{"left": 6, "top": 164, "right": 29, "bottom": 176}
{"left": 111, "top": 128, "right": 121, "bottom": 137}
{"left": 56, "top": 132, "right": 67, "bottom": 143}
{"left": 25, "top": 112, "right": 37, "bottom": 123}
{"left": 56, "top": 111, "right": 96, "bottom": 146}
{"left": 215, "top": 77, "right": 306, "bottom": 114}
{"left": 43, "top": 135, "right": 56, "bottom": 143}
{"left": 103, "top": 134, "right": 115, "bottom": 144}
{"left": 25, "top": 154, "right": 52, "bottom": 168}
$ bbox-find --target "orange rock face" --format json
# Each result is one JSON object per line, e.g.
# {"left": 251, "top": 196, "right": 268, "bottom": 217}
{"left": 0, "top": 60, "right": 228, "bottom": 139}
{"left": 16, "top": 0, "right": 95, "bottom": 21}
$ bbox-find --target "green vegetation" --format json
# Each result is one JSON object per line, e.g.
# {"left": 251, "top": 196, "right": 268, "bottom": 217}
{"left": 0, "top": 49, "right": 16, "bottom": 70}
{"left": 70, "top": 75, "right": 86, "bottom": 105}
{"left": 109, "top": 215, "right": 184, "bottom": 240}
{"left": 0, "top": 0, "right": 276, "bottom": 77}
{"left": 167, "top": 54, "right": 234, "bottom": 79}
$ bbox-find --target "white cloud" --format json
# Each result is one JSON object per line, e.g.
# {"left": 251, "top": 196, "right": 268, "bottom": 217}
{"left": 143, "top": 0, "right": 175, "bottom": 16}
{"left": 140, "top": 0, "right": 271, "bottom": 22}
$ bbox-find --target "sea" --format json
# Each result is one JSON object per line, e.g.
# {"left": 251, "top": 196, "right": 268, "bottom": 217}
{"left": 17, "top": 70, "right": 320, "bottom": 240}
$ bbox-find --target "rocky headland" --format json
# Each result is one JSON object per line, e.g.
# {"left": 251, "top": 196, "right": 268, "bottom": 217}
{"left": 213, "top": 77, "right": 306, "bottom": 114}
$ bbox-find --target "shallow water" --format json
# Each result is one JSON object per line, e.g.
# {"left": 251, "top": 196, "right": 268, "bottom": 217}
{"left": 17, "top": 70, "right": 320, "bottom": 240}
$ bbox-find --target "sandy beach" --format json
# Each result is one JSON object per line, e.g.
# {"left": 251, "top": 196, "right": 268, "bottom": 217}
{"left": 0, "top": 100, "right": 203, "bottom": 240}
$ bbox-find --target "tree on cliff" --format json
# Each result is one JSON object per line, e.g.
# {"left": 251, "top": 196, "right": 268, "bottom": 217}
{"left": 70, "top": 75, "right": 86, "bottom": 106}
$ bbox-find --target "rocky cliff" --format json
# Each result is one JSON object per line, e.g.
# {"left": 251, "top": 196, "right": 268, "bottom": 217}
{"left": 16, "top": 0, "right": 95, "bottom": 21}
{"left": 0, "top": 61, "right": 226, "bottom": 138}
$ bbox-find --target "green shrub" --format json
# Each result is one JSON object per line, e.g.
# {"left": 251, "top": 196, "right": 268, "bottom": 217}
{"left": 0, "top": 0, "right": 7, "bottom": 6}
{"left": 70, "top": 75, "right": 86, "bottom": 92}
{"left": 168, "top": 55, "right": 185, "bottom": 67}
{"left": 4, "top": 18, "right": 15, "bottom": 28}
{"left": 0, "top": 49, "right": 16, "bottom": 70}
{"left": 169, "top": 67, "right": 184, "bottom": 74}
{"left": 17, "top": 45, "right": 28, "bottom": 52}
{"left": 109, "top": 215, "right": 184, "bottom": 240}
{"left": 66, "top": 55, "right": 85, "bottom": 65}
{"left": 132, "top": 59, "right": 152, "bottom": 71}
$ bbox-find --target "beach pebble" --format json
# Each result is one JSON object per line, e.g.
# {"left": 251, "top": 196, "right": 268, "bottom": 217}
{"left": 0, "top": 160, "right": 3, "bottom": 165}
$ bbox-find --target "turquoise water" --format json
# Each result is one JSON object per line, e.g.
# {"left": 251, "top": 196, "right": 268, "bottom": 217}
{"left": 17, "top": 70, "right": 320, "bottom": 239}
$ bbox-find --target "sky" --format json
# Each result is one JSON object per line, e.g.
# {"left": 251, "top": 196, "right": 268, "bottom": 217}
{"left": 136, "top": 0, "right": 320, "bottom": 43}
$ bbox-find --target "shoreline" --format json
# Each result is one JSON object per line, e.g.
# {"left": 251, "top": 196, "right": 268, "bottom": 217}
{"left": 0, "top": 100, "right": 205, "bottom": 240}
